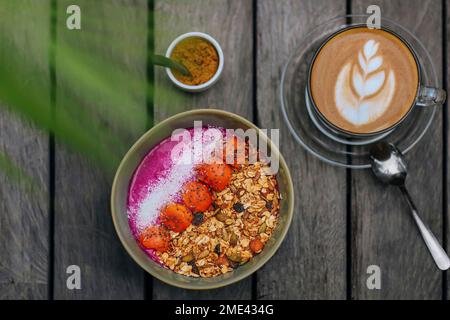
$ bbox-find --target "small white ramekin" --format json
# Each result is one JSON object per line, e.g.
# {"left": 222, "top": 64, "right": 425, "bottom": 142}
{"left": 165, "top": 32, "right": 224, "bottom": 93}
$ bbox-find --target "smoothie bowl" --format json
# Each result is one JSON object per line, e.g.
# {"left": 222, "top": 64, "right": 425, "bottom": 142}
{"left": 111, "top": 109, "right": 294, "bottom": 289}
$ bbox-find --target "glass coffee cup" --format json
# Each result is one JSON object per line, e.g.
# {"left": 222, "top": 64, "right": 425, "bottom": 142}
{"left": 305, "top": 24, "right": 446, "bottom": 143}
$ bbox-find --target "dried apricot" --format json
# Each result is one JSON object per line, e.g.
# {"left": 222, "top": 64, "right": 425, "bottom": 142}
{"left": 249, "top": 238, "right": 264, "bottom": 254}
{"left": 197, "top": 163, "right": 232, "bottom": 191}
{"left": 160, "top": 203, "right": 193, "bottom": 233}
{"left": 140, "top": 226, "right": 170, "bottom": 252}
{"left": 182, "top": 181, "right": 212, "bottom": 212}
{"left": 216, "top": 255, "right": 229, "bottom": 266}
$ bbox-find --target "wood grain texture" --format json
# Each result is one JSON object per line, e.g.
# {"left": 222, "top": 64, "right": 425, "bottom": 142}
{"left": 153, "top": 0, "right": 253, "bottom": 299}
{"left": 351, "top": 0, "right": 443, "bottom": 299}
{"left": 0, "top": 0, "right": 50, "bottom": 299}
{"left": 53, "top": 0, "right": 147, "bottom": 299}
{"left": 446, "top": 0, "right": 450, "bottom": 300}
{"left": 256, "top": 0, "right": 347, "bottom": 299}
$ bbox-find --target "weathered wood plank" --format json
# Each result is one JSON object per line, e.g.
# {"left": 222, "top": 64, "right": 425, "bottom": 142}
{"left": 446, "top": 0, "right": 450, "bottom": 301}
{"left": 0, "top": 0, "right": 50, "bottom": 300}
{"left": 351, "top": 0, "right": 443, "bottom": 299}
{"left": 53, "top": 0, "right": 148, "bottom": 299}
{"left": 153, "top": 0, "right": 253, "bottom": 299}
{"left": 256, "top": 0, "right": 347, "bottom": 299}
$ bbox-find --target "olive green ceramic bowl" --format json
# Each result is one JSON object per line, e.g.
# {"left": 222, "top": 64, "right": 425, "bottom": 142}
{"left": 111, "top": 109, "right": 294, "bottom": 290}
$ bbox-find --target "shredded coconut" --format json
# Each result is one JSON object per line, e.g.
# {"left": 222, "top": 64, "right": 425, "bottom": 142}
{"left": 135, "top": 152, "right": 193, "bottom": 231}
{"left": 134, "top": 130, "right": 220, "bottom": 231}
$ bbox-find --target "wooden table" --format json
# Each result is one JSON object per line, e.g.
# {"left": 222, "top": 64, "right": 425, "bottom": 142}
{"left": 0, "top": 0, "right": 447, "bottom": 300}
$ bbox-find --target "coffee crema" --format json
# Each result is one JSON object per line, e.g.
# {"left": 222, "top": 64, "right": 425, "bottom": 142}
{"left": 310, "top": 27, "right": 419, "bottom": 134}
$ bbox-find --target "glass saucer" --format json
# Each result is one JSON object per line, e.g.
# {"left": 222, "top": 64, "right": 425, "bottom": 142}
{"left": 280, "top": 15, "right": 438, "bottom": 169}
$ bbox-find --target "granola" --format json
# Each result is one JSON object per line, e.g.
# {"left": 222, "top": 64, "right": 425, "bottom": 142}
{"left": 155, "top": 160, "right": 280, "bottom": 277}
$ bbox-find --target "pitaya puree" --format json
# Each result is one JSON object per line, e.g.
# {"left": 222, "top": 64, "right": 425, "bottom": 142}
{"left": 127, "top": 127, "right": 224, "bottom": 261}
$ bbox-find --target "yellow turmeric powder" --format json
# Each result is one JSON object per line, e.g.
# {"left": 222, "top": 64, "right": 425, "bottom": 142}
{"left": 170, "top": 37, "right": 219, "bottom": 86}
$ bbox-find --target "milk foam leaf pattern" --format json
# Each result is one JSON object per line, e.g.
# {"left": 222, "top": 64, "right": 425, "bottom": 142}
{"left": 334, "top": 39, "right": 396, "bottom": 126}
{"left": 363, "top": 40, "right": 379, "bottom": 59}
{"left": 367, "top": 56, "right": 382, "bottom": 73}
{"left": 353, "top": 40, "right": 385, "bottom": 97}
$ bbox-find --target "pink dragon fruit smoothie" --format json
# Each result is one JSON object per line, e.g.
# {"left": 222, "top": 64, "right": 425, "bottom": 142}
{"left": 127, "top": 126, "right": 281, "bottom": 278}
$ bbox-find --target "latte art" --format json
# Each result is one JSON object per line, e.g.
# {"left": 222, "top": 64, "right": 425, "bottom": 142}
{"left": 335, "top": 40, "right": 395, "bottom": 125}
{"left": 310, "top": 27, "right": 419, "bottom": 134}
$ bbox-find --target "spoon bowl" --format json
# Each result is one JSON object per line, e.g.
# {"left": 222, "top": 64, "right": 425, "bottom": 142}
{"left": 370, "top": 142, "right": 407, "bottom": 185}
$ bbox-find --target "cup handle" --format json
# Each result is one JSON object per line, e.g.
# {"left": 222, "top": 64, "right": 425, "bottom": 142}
{"left": 416, "top": 86, "right": 446, "bottom": 107}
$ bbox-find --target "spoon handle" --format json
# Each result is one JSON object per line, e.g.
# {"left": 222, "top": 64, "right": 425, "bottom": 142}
{"left": 399, "top": 185, "right": 450, "bottom": 270}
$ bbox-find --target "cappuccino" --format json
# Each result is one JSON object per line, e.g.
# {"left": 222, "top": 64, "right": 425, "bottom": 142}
{"left": 310, "top": 27, "right": 419, "bottom": 134}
